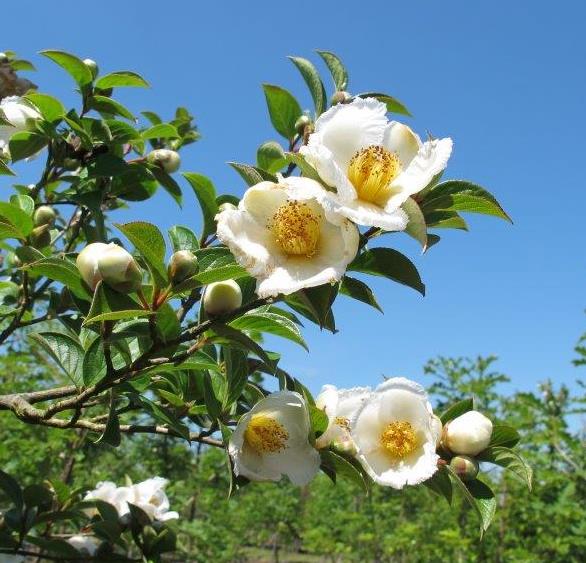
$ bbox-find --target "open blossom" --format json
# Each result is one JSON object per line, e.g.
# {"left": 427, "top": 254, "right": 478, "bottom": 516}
{"left": 216, "top": 177, "right": 359, "bottom": 298}
{"left": 84, "top": 477, "right": 178, "bottom": 522}
{"left": 0, "top": 96, "right": 39, "bottom": 155}
{"left": 350, "top": 378, "right": 442, "bottom": 489}
{"left": 300, "top": 97, "right": 452, "bottom": 230}
{"left": 229, "top": 391, "right": 320, "bottom": 485}
{"left": 315, "top": 384, "right": 370, "bottom": 451}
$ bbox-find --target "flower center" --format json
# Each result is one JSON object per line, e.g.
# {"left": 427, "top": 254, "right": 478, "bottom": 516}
{"left": 380, "top": 421, "right": 418, "bottom": 458}
{"left": 271, "top": 201, "right": 321, "bottom": 257}
{"left": 334, "top": 416, "right": 351, "bottom": 431}
{"left": 347, "top": 145, "right": 401, "bottom": 206}
{"left": 244, "top": 413, "right": 289, "bottom": 454}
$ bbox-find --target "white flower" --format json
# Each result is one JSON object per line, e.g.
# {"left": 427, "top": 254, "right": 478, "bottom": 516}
{"left": 300, "top": 97, "right": 453, "bottom": 230}
{"left": 444, "top": 410, "right": 493, "bottom": 456}
{"left": 229, "top": 390, "right": 321, "bottom": 485}
{"left": 350, "top": 378, "right": 442, "bottom": 489}
{"left": 315, "top": 384, "right": 370, "bottom": 451}
{"left": 84, "top": 477, "right": 178, "bottom": 522}
{"left": 216, "top": 177, "right": 359, "bottom": 298}
{"left": 0, "top": 96, "right": 40, "bottom": 156}
{"left": 67, "top": 535, "right": 99, "bottom": 556}
{"left": 76, "top": 242, "right": 109, "bottom": 290}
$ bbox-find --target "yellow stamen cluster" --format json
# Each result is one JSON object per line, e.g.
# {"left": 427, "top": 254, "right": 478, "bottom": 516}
{"left": 347, "top": 145, "right": 401, "bottom": 207}
{"left": 245, "top": 413, "right": 289, "bottom": 454}
{"left": 334, "top": 416, "right": 351, "bottom": 431}
{"left": 380, "top": 421, "right": 418, "bottom": 459}
{"left": 271, "top": 201, "right": 321, "bottom": 257}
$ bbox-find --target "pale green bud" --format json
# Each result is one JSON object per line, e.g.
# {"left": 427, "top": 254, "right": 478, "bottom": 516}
{"left": 203, "top": 280, "right": 242, "bottom": 316}
{"left": 62, "top": 157, "right": 81, "bottom": 171}
{"left": 30, "top": 225, "right": 51, "bottom": 249}
{"left": 83, "top": 58, "right": 99, "bottom": 79}
{"left": 294, "top": 115, "right": 312, "bottom": 135}
{"left": 76, "top": 242, "right": 109, "bottom": 290}
{"left": 97, "top": 243, "right": 143, "bottom": 293}
{"left": 331, "top": 91, "right": 351, "bottom": 105}
{"left": 449, "top": 455, "right": 479, "bottom": 481}
{"left": 33, "top": 205, "right": 56, "bottom": 227}
{"left": 168, "top": 250, "right": 199, "bottom": 285}
{"left": 444, "top": 411, "right": 493, "bottom": 456}
{"left": 147, "top": 149, "right": 181, "bottom": 174}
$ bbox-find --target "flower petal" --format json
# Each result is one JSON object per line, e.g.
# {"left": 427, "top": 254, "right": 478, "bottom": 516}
{"left": 322, "top": 195, "right": 408, "bottom": 231}
{"left": 382, "top": 121, "right": 421, "bottom": 168}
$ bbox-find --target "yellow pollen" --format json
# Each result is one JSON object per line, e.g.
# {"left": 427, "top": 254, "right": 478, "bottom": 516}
{"left": 271, "top": 201, "right": 321, "bottom": 258}
{"left": 334, "top": 416, "right": 350, "bottom": 431}
{"left": 347, "top": 145, "right": 401, "bottom": 206}
{"left": 380, "top": 421, "right": 418, "bottom": 459}
{"left": 244, "top": 413, "right": 289, "bottom": 454}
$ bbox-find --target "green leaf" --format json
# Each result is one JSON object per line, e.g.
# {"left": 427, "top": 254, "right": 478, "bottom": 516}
{"left": 289, "top": 56, "right": 327, "bottom": 116}
{"left": 40, "top": 50, "right": 93, "bottom": 87}
{"left": 355, "top": 92, "right": 411, "bottom": 116}
{"left": 257, "top": 141, "right": 287, "bottom": 173}
{"left": 284, "top": 153, "right": 329, "bottom": 187}
{"left": 8, "top": 131, "right": 47, "bottom": 163}
{"left": 95, "top": 392, "right": 121, "bottom": 447}
{"left": 424, "top": 467, "right": 453, "bottom": 505}
{"left": 137, "top": 396, "right": 190, "bottom": 441}
{"left": 151, "top": 167, "right": 182, "bottom": 206}
{"left": 89, "top": 95, "right": 135, "bottom": 120}
{"left": 182, "top": 172, "right": 218, "bottom": 240}
{"left": 339, "top": 276, "right": 382, "bottom": 313}
{"left": 203, "top": 371, "right": 222, "bottom": 420}
{"left": 402, "top": 197, "right": 428, "bottom": 249}
{"left": 0, "top": 158, "right": 15, "bottom": 176}
{"left": 224, "top": 348, "right": 249, "bottom": 406}
{"left": 262, "top": 84, "right": 302, "bottom": 140}
{"left": 95, "top": 71, "right": 149, "bottom": 89}
{"left": 0, "top": 201, "right": 34, "bottom": 236}
{"left": 229, "top": 161, "right": 277, "bottom": 186}
{"left": 23, "top": 484, "right": 53, "bottom": 508}
{"left": 285, "top": 284, "right": 337, "bottom": 333}
{"left": 84, "top": 281, "right": 151, "bottom": 325}
{"left": 10, "top": 194, "right": 34, "bottom": 216}
{"left": 25, "top": 256, "right": 90, "bottom": 300}
{"left": 10, "top": 59, "right": 35, "bottom": 71}
{"left": 316, "top": 50, "right": 348, "bottom": 91}
{"left": 421, "top": 180, "right": 511, "bottom": 222}
{"left": 141, "top": 111, "right": 162, "bottom": 125}
{"left": 142, "top": 123, "right": 179, "bottom": 140}
{"left": 439, "top": 398, "right": 474, "bottom": 424}
{"left": 82, "top": 337, "right": 107, "bottom": 386}
{"left": 29, "top": 332, "right": 84, "bottom": 386}
{"left": 477, "top": 446, "right": 532, "bottom": 490}
{"left": 349, "top": 248, "right": 425, "bottom": 296}
{"left": 230, "top": 310, "right": 308, "bottom": 350}
{"left": 309, "top": 405, "right": 329, "bottom": 435}
{"left": 0, "top": 470, "right": 23, "bottom": 510}
{"left": 168, "top": 225, "right": 199, "bottom": 253}
{"left": 320, "top": 450, "right": 368, "bottom": 492}
{"left": 191, "top": 264, "right": 248, "bottom": 286}
{"left": 0, "top": 221, "right": 24, "bottom": 241}
{"left": 115, "top": 221, "right": 167, "bottom": 287}
{"left": 425, "top": 210, "right": 468, "bottom": 230}
{"left": 488, "top": 425, "right": 521, "bottom": 448}
{"left": 24, "top": 93, "right": 65, "bottom": 122}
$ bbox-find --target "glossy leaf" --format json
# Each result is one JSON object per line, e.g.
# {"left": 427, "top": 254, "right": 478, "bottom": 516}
{"left": 439, "top": 398, "right": 474, "bottom": 424}
{"left": 477, "top": 446, "right": 532, "bottom": 490}
{"left": 402, "top": 197, "right": 428, "bottom": 249}
{"left": 316, "top": 50, "right": 348, "bottom": 91}
{"left": 339, "top": 276, "right": 382, "bottom": 313}
{"left": 40, "top": 50, "right": 93, "bottom": 87}
{"left": 289, "top": 56, "right": 327, "bottom": 116}
{"left": 262, "top": 84, "right": 302, "bottom": 140}
{"left": 257, "top": 141, "right": 287, "bottom": 173}
{"left": 183, "top": 172, "right": 218, "bottom": 240}
{"left": 355, "top": 92, "right": 411, "bottom": 116}
{"left": 488, "top": 425, "right": 521, "bottom": 448}
{"left": 230, "top": 310, "right": 308, "bottom": 350}
{"left": 8, "top": 131, "right": 47, "bottom": 163}
{"left": 25, "top": 256, "right": 90, "bottom": 300}
{"left": 95, "top": 71, "right": 149, "bottom": 89}
{"left": 168, "top": 225, "right": 199, "bottom": 253}
{"left": 28, "top": 332, "right": 84, "bottom": 386}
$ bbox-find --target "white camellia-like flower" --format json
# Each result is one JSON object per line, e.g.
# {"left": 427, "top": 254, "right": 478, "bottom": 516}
{"left": 76, "top": 242, "right": 109, "bottom": 290}
{"left": 350, "top": 378, "right": 442, "bottom": 489}
{"left": 67, "top": 535, "right": 99, "bottom": 556}
{"left": 229, "top": 390, "right": 320, "bottom": 485}
{"left": 84, "top": 477, "right": 178, "bottom": 522}
{"left": 216, "top": 177, "right": 359, "bottom": 298}
{"left": 300, "top": 97, "right": 453, "bottom": 230}
{"left": 315, "top": 384, "right": 370, "bottom": 451}
{"left": 0, "top": 96, "right": 40, "bottom": 156}
{"left": 444, "top": 410, "right": 493, "bottom": 456}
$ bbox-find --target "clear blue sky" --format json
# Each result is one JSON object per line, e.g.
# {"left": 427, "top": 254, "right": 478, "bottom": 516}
{"left": 4, "top": 1, "right": 586, "bottom": 397}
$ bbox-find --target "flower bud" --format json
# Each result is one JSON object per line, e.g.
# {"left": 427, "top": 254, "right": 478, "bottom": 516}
{"left": 203, "top": 280, "right": 242, "bottom": 316}
{"left": 449, "top": 455, "right": 479, "bottom": 481}
{"left": 147, "top": 149, "right": 181, "bottom": 174}
{"left": 33, "top": 205, "right": 56, "bottom": 227}
{"left": 30, "top": 225, "right": 51, "bottom": 249}
{"left": 97, "top": 243, "right": 143, "bottom": 293}
{"left": 218, "top": 202, "right": 237, "bottom": 213}
{"left": 295, "top": 115, "right": 312, "bottom": 135}
{"left": 331, "top": 91, "right": 351, "bottom": 105}
{"left": 444, "top": 410, "right": 493, "bottom": 456}
{"left": 83, "top": 58, "right": 99, "bottom": 79}
{"left": 62, "top": 157, "right": 81, "bottom": 171}
{"left": 168, "top": 250, "right": 199, "bottom": 285}
{"left": 76, "top": 242, "right": 109, "bottom": 290}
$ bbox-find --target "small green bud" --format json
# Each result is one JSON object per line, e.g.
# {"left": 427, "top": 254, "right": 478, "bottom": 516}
{"left": 62, "top": 157, "right": 81, "bottom": 171}
{"left": 147, "top": 149, "right": 181, "bottom": 174}
{"left": 449, "top": 455, "right": 479, "bottom": 482}
{"left": 97, "top": 243, "right": 143, "bottom": 293}
{"left": 168, "top": 250, "right": 199, "bottom": 285}
{"left": 30, "top": 225, "right": 51, "bottom": 249}
{"left": 218, "top": 202, "right": 237, "bottom": 213}
{"left": 331, "top": 91, "right": 351, "bottom": 105}
{"left": 203, "top": 280, "right": 242, "bottom": 316}
{"left": 83, "top": 58, "right": 99, "bottom": 79}
{"left": 33, "top": 205, "right": 56, "bottom": 227}
{"left": 295, "top": 115, "right": 312, "bottom": 135}
{"left": 76, "top": 242, "right": 109, "bottom": 290}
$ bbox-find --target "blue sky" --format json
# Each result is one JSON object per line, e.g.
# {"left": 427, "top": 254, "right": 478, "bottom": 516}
{"left": 4, "top": 1, "right": 586, "bottom": 398}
